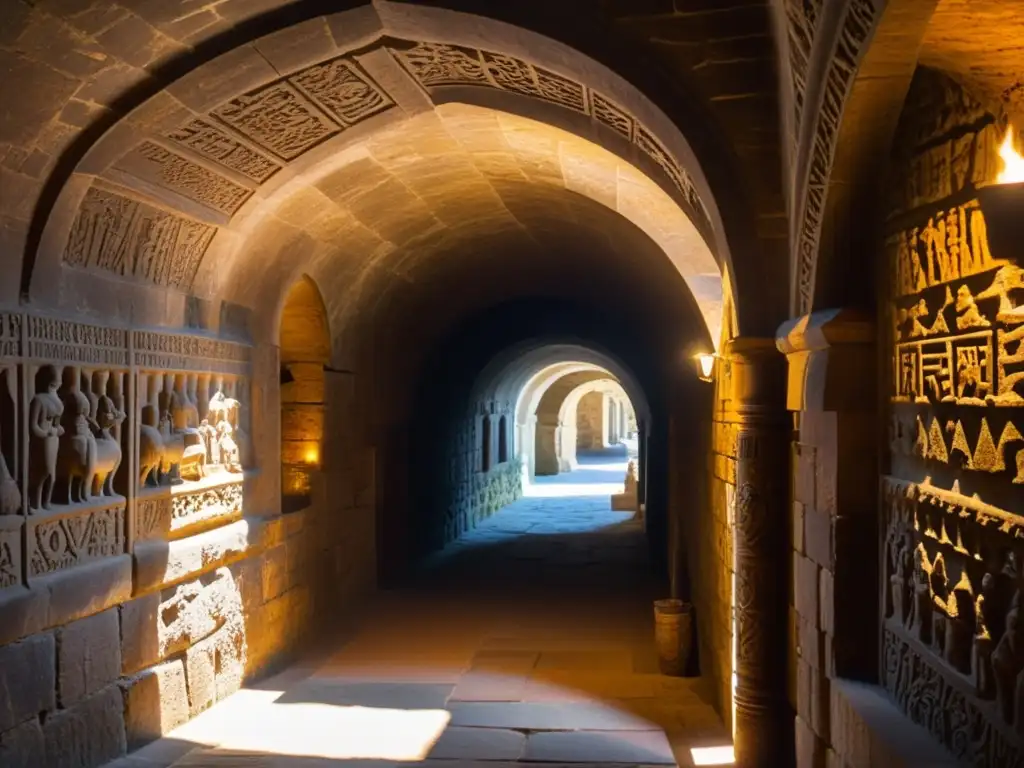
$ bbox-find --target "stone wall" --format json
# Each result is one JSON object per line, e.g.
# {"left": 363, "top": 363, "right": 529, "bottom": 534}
{"left": 0, "top": 311, "right": 376, "bottom": 768}
{"left": 576, "top": 390, "right": 605, "bottom": 450}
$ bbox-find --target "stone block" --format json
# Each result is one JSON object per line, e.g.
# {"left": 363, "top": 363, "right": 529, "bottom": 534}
{"left": 57, "top": 608, "right": 121, "bottom": 707}
{"left": 40, "top": 554, "right": 133, "bottom": 629}
{"left": 794, "top": 555, "right": 820, "bottom": 622}
{"left": 134, "top": 519, "right": 255, "bottom": 594}
{"left": 121, "top": 660, "right": 189, "bottom": 752}
{"left": 261, "top": 544, "right": 289, "bottom": 602}
{"left": 804, "top": 506, "right": 833, "bottom": 568}
{"left": 795, "top": 714, "right": 826, "bottom": 768}
{"left": 119, "top": 591, "right": 160, "bottom": 675}
{"left": 184, "top": 635, "right": 217, "bottom": 716}
{"left": 0, "top": 632, "right": 55, "bottom": 732}
{"left": 42, "top": 684, "right": 126, "bottom": 768}
{"left": 0, "top": 716, "right": 44, "bottom": 768}
{"left": 819, "top": 567, "right": 835, "bottom": 636}
{"left": 0, "top": 585, "right": 48, "bottom": 647}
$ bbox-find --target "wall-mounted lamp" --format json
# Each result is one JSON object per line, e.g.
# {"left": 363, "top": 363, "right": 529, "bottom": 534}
{"left": 694, "top": 352, "right": 717, "bottom": 383}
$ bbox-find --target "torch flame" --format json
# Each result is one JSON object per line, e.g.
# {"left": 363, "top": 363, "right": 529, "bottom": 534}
{"left": 997, "top": 126, "right": 1024, "bottom": 184}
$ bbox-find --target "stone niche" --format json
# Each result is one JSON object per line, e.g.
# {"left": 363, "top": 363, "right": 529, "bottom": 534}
{"left": 881, "top": 68, "right": 1024, "bottom": 768}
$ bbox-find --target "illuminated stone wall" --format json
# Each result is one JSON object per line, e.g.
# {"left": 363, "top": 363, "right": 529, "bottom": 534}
{"left": 880, "top": 68, "right": 1024, "bottom": 766}
{"left": 0, "top": 313, "right": 376, "bottom": 767}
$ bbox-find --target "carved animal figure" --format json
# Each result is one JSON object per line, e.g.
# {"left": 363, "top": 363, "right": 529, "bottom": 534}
{"left": 178, "top": 432, "right": 207, "bottom": 481}
{"left": 138, "top": 405, "right": 167, "bottom": 486}
{"left": 89, "top": 396, "right": 123, "bottom": 497}
{"left": 57, "top": 386, "right": 97, "bottom": 504}
{"left": 207, "top": 391, "right": 241, "bottom": 425}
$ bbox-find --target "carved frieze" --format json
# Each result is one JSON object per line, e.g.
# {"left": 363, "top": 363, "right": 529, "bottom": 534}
{"left": 28, "top": 501, "right": 125, "bottom": 576}
{"left": 26, "top": 316, "right": 127, "bottom": 367}
{"left": 122, "top": 141, "right": 253, "bottom": 216}
{"left": 388, "top": 41, "right": 711, "bottom": 233}
{"left": 795, "top": 0, "right": 879, "bottom": 314}
{"left": 63, "top": 187, "right": 216, "bottom": 291}
{"left": 0, "top": 312, "right": 21, "bottom": 358}
{"left": 172, "top": 480, "right": 242, "bottom": 531}
{"left": 0, "top": 519, "right": 20, "bottom": 589}
{"left": 167, "top": 119, "right": 281, "bottom": 184}
{"left": 784, "top": 0, "right": 822, "bottom": 129}
{"left": 291, "top": 57, "right": 394, "bottom": 127}
{"left": 132, "top": 331, "right": 251, "bottom": 375}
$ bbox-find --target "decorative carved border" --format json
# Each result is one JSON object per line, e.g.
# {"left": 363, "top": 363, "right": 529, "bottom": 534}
{"left": 794, "top": 0, "right": 879, "bottom": 315}
{"left": 27, "top": 501, "right": 126, "bottom": 577}
{"left": 25, "top": 315, "right": 128, "bottom": 367}
{"left": 132, "top": 330, "right": 251, "bottom": 375}
{"left": 388, "top": 40, "right": 711, "bottom": 234}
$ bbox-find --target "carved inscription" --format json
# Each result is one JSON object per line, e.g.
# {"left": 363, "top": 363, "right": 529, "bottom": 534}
{"left": 392, "top": 41, "right": 490, "bottom": 87}
{"left": 795, "top": 0, "right": 879, "bottom": 314}
{"left": 132, "top": 331, "right": 251, "bottom": 374}
{"left": 29, "top": 504, "right": 125, "bottom": 576}
{"left": 212, "top": 82, "right": 339, "bottom": 161}
{"left": 63, "top": 187, "right": 216, "bottom": 291}
{"left": 0, "top": 525, "right": 19, "bottom": 589}
{"left": 135, "top": 496, "right": 170, "bottom": 542}
{"left": 168, "top": 119, "right": 281, "bottom": 184}
{"left": 128, "top": 142, "right": 253, "bottom": 216}
{"left": 590, "top": 92, "right": 632, "bottom": 140}
{"left": 291, "top": 57, "right": 394, "bottom": 126}
{"left": 0, "top": 312, "right": 21, "bottom": 358}
{"left": 26, "top": 316, "right": 127, "bottom": 367}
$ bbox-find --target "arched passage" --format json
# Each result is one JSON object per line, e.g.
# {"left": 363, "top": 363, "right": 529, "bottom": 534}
{"left": 278, "top": 276, "right": 331, "bottom": 513}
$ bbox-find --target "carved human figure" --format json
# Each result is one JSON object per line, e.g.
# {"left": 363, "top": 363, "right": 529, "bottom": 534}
{"left": 975, "top": 573, "right": 998, "bottom": 699}
{"left": 930, "top": 557, "right": 949, "bottom": 653}
{"left": 197, "top": 418, "right": 217, "bottom": 464}
{"left": 910, "top": 552, "right": 933, "bottom": 644}
{"left": 624, "top": 459, "right": 638, "bottom": 494}
{"left": 215, "top": 417, "right": 241, "bottom": 471}
{"left": 0, "top": 418, "right": 19, "bottom": 515}
{"left": 955, "top": 285, "right": 990, "bottom": 330}
{"left": 208, "top": 390, "right": 240, "bottom": 427}
{"left": 992, "top": 594, "right": 1024, "bottom": 726}
{"left": 28, "top": 366, "right": 64, "bottom": 510}
{"left": 172, "top": 375, "right": 199, "bottom": 430}
{"left": 890, "top": 533, "right": 913, "bottom": 623}
{"left": 57, "top": 370, "right": 97, "bottom": 504}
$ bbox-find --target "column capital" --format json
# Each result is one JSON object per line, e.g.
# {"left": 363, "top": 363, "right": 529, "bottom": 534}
{"left": 775, "top": 308, "right": 875, "bottom": 412}
{"left": 720, "top": 336, "right": 786, "bottom": 419}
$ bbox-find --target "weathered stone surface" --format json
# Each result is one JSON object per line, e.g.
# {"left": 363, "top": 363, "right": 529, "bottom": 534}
{"left": 0, "top": 716, "right": 45, "bottom": 768}
{"left": 0, "top": 632, "right": 55, "bottom": 733}
{"left": 40, "top": 554, "right": 133, "bottom": 630}
{"left": 134, "top": 519, "right": 257, "bottom": 594}
{"left": 184, "top": 634, "right": 217, "bottom": 716}
{"left": 121, "top": 659, "right": 189, "bottom": 752}
{"left": 57, "top": 608, "right": 121, "bottom": 707}
{"left": 0, "top": 585, "right": 48, "bottom": 648}
{"left": 119, "top": 591, "right": 160, "bottom": 675}
{"left": 41, "top": 684, "right": 126, "bottom": 768}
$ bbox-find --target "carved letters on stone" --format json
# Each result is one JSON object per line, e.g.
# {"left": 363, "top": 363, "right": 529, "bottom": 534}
{"left": 28, "top": 502, "right": 125, "bottom": 576}
{"left": 63, "top": 187, "right": 216, "bottom": 291}
{"left": 291, "top": 57, "right": 395, "bottom": 127}
{"left": 212, "top": 81, "right": 340, "bottom": 162}
{"left": 26, "top": 316, "right": 127, "bottom": 368}
{"left": 167, "top": 119, "right": 281, "bottom": 184}
{"left": 127, "top": 141, "right": 253, "bottom": 216}
{"left": 132, "top": 331, "right": 251, "bottom": 376}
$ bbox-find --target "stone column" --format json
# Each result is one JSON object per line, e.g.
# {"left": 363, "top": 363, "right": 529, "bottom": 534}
{"left": 726, "top": 337, "right": 792, "bottom": 768}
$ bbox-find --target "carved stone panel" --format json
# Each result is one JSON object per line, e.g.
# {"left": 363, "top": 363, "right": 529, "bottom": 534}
{"left": 211, "top": 81, "right": 340, "bottom": 162}
{"left": 167, "top": 119, "right": 281, "bottom": 184}
{"left": 117, "top": 141, "right": 253, "bottom": 216}
{"left": 28, "top": 501, "right": 125, "bottom": 577}
{"left": 290, "top": 57, "right": 394, "bottom": 127}
{"left": 63, "top": 187, "right": 216, "bottom": 291}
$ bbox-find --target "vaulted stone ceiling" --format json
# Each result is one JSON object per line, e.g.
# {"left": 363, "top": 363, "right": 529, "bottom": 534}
{"left": 920, "top": 0, "right": 1024, "bottom": 123}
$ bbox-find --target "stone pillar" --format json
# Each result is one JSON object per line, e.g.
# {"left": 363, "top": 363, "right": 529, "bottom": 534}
{"left": 776, "top": 310, "right": 876, "bottom": 767}
{"left": 726, "top": 338, "right": 792, "bottom": 768}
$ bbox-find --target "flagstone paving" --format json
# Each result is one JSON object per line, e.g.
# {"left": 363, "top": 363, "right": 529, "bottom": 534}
{"left": 102, "top": 450, "right": 731, "bottom": 768}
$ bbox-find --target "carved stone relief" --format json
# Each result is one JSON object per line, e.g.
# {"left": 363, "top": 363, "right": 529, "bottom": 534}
{"left": 168, "top": 119, "right": 281, "bottom": 184}
{"left": 63, "top": 187, "right": 216, "bottom": 291}
{"left": 784, "top": 0, "right": 823, "bottom": 130}
{"left": 795, "top": 0, "right": 880, "bottom": 315}
{"left": 388, "top": 40, "right": 711, "bottom": 233}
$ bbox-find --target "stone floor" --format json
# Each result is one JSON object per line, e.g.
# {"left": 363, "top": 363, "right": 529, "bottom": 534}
{"left": 104, "top": 448, "right": 731, "bottom": 768}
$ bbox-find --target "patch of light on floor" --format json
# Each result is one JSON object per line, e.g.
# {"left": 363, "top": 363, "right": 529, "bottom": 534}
{"left": 213, "top": 701, "right": 451, "bottom": 761}
{"left": 523, "top": 482, "right": 625, "bottom": 498}
{"left": 691, "top": 744, "right": 735, "bottom": 765}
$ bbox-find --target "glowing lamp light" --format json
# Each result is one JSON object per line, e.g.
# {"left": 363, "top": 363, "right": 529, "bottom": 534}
{"left": 694, "top": 352, "right": 717, "bottom": 382}
{"left": 691, "top": 745, "right": 735, "bottom": 765}
{"left": 997, "top": 126, "right": 1024, "bottom": 185}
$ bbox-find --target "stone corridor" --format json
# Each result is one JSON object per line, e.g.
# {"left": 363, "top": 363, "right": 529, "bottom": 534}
{"left": 102, "top": 455, "right": 727, "bottom": 768}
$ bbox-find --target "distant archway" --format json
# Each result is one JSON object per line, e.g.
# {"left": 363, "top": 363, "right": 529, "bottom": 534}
{"left": 278, "top": 276, "right": 330, "bottom": 513}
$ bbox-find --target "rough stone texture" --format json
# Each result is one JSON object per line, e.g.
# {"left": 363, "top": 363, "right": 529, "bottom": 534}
{"left": 57, "top": 608, "right": 121, "bottom": 707}
{"left": 41, "top": 684, "right": 126, "bottom": 768}
{"left": 0, "top": 632, "right": 56, "bottom": 733}
{"left": 121, "top": 660, "right": 189, "bottom": 752}
{"left": 0, "top": 717, "right": 45, "bottom": 768}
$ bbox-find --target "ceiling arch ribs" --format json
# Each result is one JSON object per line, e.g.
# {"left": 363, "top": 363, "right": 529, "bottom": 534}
{"left": 31, "top": 5, "right": 728, "bottom": 332}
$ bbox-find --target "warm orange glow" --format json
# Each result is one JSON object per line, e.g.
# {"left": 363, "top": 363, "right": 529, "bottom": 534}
{"left": 691, "top": 744, "right": 735, "bottom": 765}
{"left": 694, "top": 352, "right": 716, "bottom": 382}
{"left": 304, "top": 446, "right": 320, "bottom": 466}
{"left": 997, "top": 126, "right": 1024, "bottom": 184}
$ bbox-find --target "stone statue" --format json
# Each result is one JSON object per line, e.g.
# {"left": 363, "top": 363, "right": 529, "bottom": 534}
{"left": 197, "top": 418, "right": 217, "bottom": 464}
{"left": 215, "top": 416, "right": 241, "bottom": 471}
{"left": 992, "top": 594, "right": 1024, "bottom": 726}
{"left": 172, "top": 375, "right": 199, "bottom": 430}
{"left": 0, "top": 419, "right": 19, "bottom": 515}
{"left": 207, "top": 390, "right": 240, "bottom": 426}
{"left": 29, "top": 366, "right": 64, "bottom": 511}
